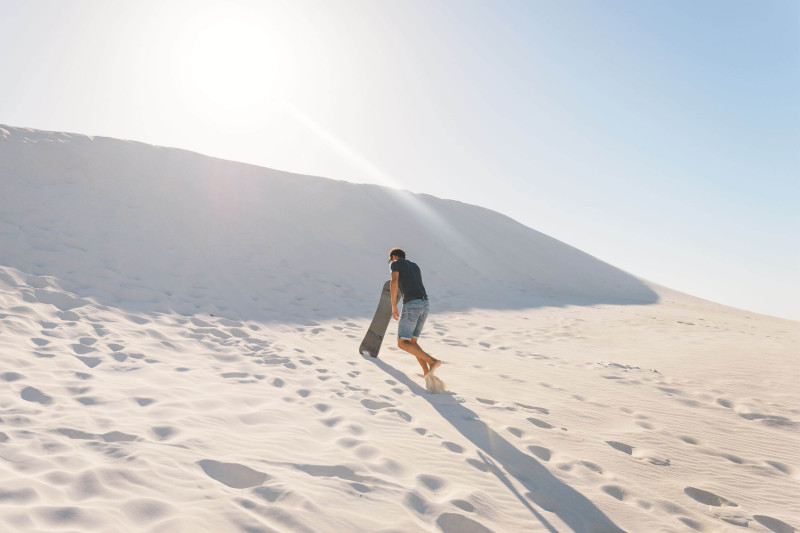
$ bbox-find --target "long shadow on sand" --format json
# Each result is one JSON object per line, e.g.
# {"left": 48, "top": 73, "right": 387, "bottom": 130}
{"left": 370, "top": 357, "right": 626, "bottom": 533}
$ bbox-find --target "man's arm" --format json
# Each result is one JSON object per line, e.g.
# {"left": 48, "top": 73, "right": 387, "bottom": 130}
{"left": 390, "top": 271, "right": 400, "bottom": 320}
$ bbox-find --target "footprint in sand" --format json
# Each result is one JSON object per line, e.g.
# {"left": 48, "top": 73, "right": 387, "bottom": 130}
{"left": 527, "top": 446, "right": 551, "bottom": 462}
{"left": 321, "top": 416, "right": 341, "bottom": 428}
{"left": 354, "top": 444, "right": 380, "bottom": 460}
{"left": 739, "top": 412, "right": 799, "bottom": 430}
{"left": 152, "top": 426, "right": 177, "bottom": 440}
{"left": 720, "top": 453, "right": 744, "bottom": 464}
{"left": 515, "top": 403, "right": 549, "bottom": 414}
{"left": 101, "top": 431, "right": 137, "bottom": 442}
{"left": 197, "top": 459, "right": 268, "bottom": 489}
{"left": 606, "top": 441, "right": 670, "bottom": 466}
{"left": 361, "top": 399, "right": 393, "bottom": 410}
{"left": 72, "top": 343, "right": 96, "bottom": 355}
{"left": 450, "top": 499, "right": 476, "bottom": 512}
{"left": 683, "top": 487, "right": 738, "bottom": 507}
{"left": 579, "top": 460, "right": 603, "bottom": 474}
{"left": 221, "top": 372, "right": 249, "bottom": 379}
{"left": 764, "top": 460, "right": 792, "bottom": 476}
{"left": 417, "top": 474, "right": 447, "bottom": 492}
{"left": 606, "top": 441, "right": 634, "bottom": 455}
{"left": 677, "top": 517, "right": 704, "bottom": 531}
{"left": 21, "top": 386, "right": 53, "bottom": 405}
{"left": 753, "top": 515, "right": 796, "bottom": 533}
{"left": 441, "top": 441, "right": 464, "bottom": 453}
{"left": 527, "top": 417, "right": 555, "bottom": 429}
{"left": 336, "top": 437, "right": 361, "bottom": 450}
{"left": 717, "top": 398, "right": 733, "bottom": 408}
{"left": 76, "top": 356, "right": 102, "bottom": 368}
{"left": 507, "top": 427, "right": 524, "bottom": 438}
{"left": 406, "top": 491, "right": 431, "bottom": 516}
{"left": 76, "top": 397, "right": 100, "bottom": 406}
{"left": 601, "top": 485, "right": 628, "bottom": 501}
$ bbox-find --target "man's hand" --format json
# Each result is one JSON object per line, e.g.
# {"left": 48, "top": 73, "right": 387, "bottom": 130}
{"left": 392, "top": 305, "right": 400, "bottom": 321}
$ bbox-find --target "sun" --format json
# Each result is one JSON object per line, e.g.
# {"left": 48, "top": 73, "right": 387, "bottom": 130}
{"left": 170, "top": 3, "right": 294, "bottom": 121}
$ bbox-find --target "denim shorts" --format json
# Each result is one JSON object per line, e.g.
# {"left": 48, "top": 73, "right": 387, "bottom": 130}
{"left": 398, "top": 299, "right": 429, "bottom": 340}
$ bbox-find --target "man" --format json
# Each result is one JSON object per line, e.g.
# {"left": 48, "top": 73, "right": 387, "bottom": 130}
{"left": 388, "top": 248, "right": 441, "bottom": 376}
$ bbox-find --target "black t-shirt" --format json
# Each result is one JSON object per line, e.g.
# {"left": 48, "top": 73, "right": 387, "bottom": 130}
{"left": 391, "top": 258, "right": 427, "bottom": 304}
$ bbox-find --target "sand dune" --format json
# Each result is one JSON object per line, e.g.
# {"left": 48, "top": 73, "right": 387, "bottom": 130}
{"left": 1, "top": 125, "right": 797, "bottom": 532}
{"left": 0, "top": 125, "right": 657, "bottom": 322}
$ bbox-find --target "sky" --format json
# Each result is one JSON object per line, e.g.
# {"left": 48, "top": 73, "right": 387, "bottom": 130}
{"left": 1, "top": 0, "right": 798, "bottom": 320}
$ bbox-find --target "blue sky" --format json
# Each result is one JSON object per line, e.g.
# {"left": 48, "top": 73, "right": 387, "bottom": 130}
{"left": 1, "top": 0, "right": 798, "bottom": 319}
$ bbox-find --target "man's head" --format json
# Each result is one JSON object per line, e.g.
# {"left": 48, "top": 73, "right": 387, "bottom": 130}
{"left": 388, "top": 247, "right": 406, "bottom": 263}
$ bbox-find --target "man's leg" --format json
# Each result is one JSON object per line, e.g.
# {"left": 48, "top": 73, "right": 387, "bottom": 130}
{"left": 397, "top": 303, "right": 441, "bottom": 376}
{"left": 410, "top": 338, "right": 429, "bottom": 375}
{"left": 397, "top": 337, "right": 440, "bottom": 376}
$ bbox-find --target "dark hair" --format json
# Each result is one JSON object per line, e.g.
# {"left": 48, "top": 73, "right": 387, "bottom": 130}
{"left": 389, "top": 248, "right": 406, "bottom": 259}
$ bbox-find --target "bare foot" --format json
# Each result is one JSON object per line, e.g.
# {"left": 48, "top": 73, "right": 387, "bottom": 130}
{"left": 428, "top": 359, "right": 442, "bottom": 375}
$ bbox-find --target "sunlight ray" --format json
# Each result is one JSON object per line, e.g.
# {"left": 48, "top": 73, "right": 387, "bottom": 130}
{"left": 277, "top": 97, "right": 479, "bottom": 256}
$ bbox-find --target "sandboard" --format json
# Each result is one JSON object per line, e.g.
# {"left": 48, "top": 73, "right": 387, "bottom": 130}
{"left": 359, "top": 280, "right": 393, "bottom": 357}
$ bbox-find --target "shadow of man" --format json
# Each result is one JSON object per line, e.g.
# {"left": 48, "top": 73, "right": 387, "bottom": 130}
{"left": 368, "top": 357, "right": 626, "bottom": 533}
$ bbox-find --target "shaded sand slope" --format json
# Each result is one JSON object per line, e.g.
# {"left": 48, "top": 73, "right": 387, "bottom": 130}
{"left": 0, "top": 125, "right": 657, "bottom": 323}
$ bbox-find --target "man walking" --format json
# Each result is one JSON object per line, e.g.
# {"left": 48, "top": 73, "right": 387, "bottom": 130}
{"left": 388, "top": 248, "right": 441, "bottom": 376}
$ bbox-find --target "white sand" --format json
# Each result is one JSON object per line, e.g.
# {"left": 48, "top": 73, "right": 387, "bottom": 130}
{"left": 1, "top": 125, "right": 798, "bottom": 532}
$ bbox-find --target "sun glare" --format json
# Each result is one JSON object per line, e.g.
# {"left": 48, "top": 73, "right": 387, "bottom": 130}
{"left": 159, "top": 0, "right": 474, "bottom": 254}
{"left": 171, "top": 3, "right": 293, "bottom": 124}
{"left": 165, "top": 3, "right": 473, "bottom": 251}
